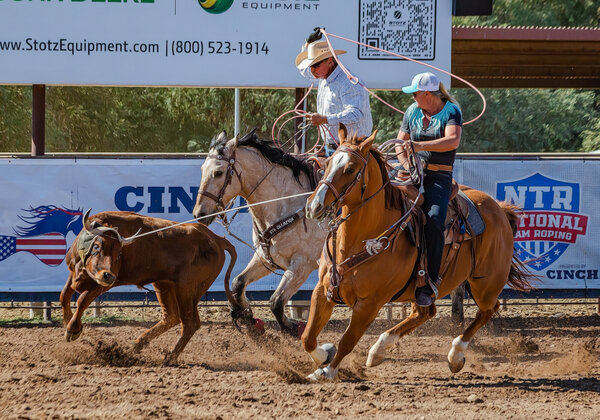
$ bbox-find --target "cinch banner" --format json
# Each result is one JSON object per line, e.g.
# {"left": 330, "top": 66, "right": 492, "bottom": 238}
{"left": 0, "top": 0, "right": 452, "bottom": 89}
{"left": 0, "top": 157, "right": 598, "bottom": 293}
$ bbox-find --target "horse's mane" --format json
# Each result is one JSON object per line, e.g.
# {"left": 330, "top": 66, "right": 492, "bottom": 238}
{"left": 210, "top": 129, "right": 313, "bottom": 184}
{"left": 346, "top": 136, "right": 405, "bottom": 212}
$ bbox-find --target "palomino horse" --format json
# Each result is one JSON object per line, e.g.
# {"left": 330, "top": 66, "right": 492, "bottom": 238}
{"left": 193, "top": 130, "right": 327, "bottom": 337}
{"left": 302, "top": 125, "right": 533, "bottom": 381}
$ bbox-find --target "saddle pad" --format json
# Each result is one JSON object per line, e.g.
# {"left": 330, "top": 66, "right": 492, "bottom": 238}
{"left": 457, "top": 189, "right": 486, "bottom": 236}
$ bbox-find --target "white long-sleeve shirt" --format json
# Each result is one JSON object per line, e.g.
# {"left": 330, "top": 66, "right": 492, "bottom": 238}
{"left": 300, "top": 65, "right": 373, "bottom": 147}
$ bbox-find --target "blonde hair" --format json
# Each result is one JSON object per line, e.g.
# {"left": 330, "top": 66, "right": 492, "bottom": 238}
{"left": 432, "top": 82, "right": 460, "bottom": 109}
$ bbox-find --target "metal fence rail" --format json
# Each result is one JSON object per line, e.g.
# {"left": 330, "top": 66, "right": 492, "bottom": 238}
{"left": 2, "top": 297, "right": 599, "bottom": 321}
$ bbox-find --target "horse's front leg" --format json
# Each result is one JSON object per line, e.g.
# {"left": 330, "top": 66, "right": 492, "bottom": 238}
{"left": 307, "top": 298, "right": 380, "bottom": 381}
{"left": 302, "top": 278, "right": 336, "bottom": 369}
{"left": 270, "top": 259, "right": 315, "bottom": 339}
{"left": 230, "top": 253, "right": 272, "bottom": 331}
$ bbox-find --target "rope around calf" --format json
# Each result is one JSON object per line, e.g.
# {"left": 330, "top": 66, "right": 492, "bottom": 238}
{"left": 114, "top": 191, "right": 313, "bottom": 241}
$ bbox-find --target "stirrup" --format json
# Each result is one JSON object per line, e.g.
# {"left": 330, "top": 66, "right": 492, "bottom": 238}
{"left": 426, "top": 276, "right": 440, "bottom": 299}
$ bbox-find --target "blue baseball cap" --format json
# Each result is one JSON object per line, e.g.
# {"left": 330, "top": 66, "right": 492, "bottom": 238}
{"left": 402, "top": 72, "right": 440, "bottom": 94}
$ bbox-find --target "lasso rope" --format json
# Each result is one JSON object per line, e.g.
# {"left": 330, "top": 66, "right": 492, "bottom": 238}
{"left": 121, "top": 191, "right": 312, "bottom": 241}
{"left": 271, "top": 28, "right": 488, "bottom": 149}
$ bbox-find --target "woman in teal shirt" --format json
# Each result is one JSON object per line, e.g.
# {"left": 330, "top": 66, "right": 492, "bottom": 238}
{"left": 396, "top": 72, "right": 463, "bottom": 307}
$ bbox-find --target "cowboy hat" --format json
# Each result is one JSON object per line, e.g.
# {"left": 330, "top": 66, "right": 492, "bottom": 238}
{"left": 295, "top": 41, "right": 346, "bottom": 70}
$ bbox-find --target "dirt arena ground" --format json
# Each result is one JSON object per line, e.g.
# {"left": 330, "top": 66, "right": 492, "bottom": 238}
{"left": 0, "top": 300, "right": 599, "bottom": 419}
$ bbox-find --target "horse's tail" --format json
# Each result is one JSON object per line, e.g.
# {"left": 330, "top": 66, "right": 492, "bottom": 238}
{"left": 498, "top": 201, "right": 538, "bottom": 292}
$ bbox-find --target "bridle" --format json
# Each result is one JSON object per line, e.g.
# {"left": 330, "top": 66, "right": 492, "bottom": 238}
{"left": 315, "top": 145, "right": 370, "bottom": 217}
{"left": 197, "top": 151, "right": 242, "bottom": 212}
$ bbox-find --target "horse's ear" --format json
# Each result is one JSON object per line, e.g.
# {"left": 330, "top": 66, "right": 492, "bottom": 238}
{"left": 224, "top": 137, "right": 238, "bottom": 153}
{"left": 359, "top": 129, "right": 378, "bottom": 155}
{"left": 209, "top": 131, "right": 229, "bottom": 151}
{"left": 217, "top": 131, "right": 229, "bottom": 143}
{"left": 338, "top": 123, "right": 348, "bottom": 144}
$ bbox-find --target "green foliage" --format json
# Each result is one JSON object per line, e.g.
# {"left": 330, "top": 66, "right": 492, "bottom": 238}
{"left": 453, "top": 0, "right": 600, "bottom": 27}
{"left": 0, "top": 86, "right": 31, "bottom": 152}
{"left": 455, "top": 88, "right": 598, "bottom": 152}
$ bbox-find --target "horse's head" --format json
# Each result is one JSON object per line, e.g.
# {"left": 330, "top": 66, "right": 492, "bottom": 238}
{"left": 306, "top": 123, "right": 377, "bottom": 221}
{"left": 14, "top": 206, "right": 84, "bottom": 237}
{"left": 193, "top": 130, "right": 242, "bottom": 224}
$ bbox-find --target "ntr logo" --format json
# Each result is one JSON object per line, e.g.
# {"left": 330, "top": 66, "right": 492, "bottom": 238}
{"left": 198, "top": 0, "right": 234, "bottom": 14}
{"left": 497, "top": 173, "right": 589, "bottom": 271}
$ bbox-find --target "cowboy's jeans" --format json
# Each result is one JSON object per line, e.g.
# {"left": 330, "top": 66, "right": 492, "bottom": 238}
{"left": 422, "top": 169, "right": 453, "bottom": 286}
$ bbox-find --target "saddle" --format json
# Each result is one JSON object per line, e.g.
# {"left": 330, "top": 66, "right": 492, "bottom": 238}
{"left": 394, "top": 180, "right": 486, "bottom": 291}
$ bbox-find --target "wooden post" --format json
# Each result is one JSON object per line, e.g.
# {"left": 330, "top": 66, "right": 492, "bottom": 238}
{"left": 287, "top": 300, "right": 310, "bottom": 321}
{"left": 293, "top": 88, "right": 307, "bottom": 153}
{"left": 32, "top": 84, "right": 46, "bottom": 156}
{"left": 93, "top": 301, "right": 102, "bottom": 318}
{"left": 501, "top": 298, "right": 508, "bottom": 311}
{"left": 401, "top": 303, "right": 408, "bottom": 319}
{"left": 385, "top": 304, "right": 393, "bottom": 322}
{"left": 29, "top": 302, "right": 43, "bottom": 319}
{"left": 43, "top": 301, "right": 51, "bottom": 321}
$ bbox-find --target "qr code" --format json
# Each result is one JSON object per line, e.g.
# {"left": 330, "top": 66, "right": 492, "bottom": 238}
{"left": 358, "top": 0, "right": 436, "bottom": 60}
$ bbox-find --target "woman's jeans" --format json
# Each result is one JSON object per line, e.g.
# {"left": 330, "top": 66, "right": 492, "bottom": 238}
{"left": 421, "top": 169, "right": 453, "bottom": 287}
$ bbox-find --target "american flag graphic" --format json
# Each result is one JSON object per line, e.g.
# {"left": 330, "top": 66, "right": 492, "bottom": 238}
{"left": 0, "top": 233, "right": 67, "bottom": 267}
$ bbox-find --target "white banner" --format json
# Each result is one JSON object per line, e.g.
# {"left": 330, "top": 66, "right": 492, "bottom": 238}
{"left": 0, "top": 157, "right": 598, "bottom": 293}
{"left": 0, "top": 0, "right": 452, "bottom": 89}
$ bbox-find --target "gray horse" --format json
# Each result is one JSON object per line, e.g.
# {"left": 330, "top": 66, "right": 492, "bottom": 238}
{"left": 193, "top": 130, "right": 327, "bottom": 337}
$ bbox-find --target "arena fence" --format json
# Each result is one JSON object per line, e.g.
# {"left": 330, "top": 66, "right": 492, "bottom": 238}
{"left": 1, "top": 153, "right": 599, "bottom": 318}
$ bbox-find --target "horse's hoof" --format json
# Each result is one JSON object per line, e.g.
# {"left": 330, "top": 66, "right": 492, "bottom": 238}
{"left": 285, "top": 320, "right": 306, "bottom": 340}
{"left": 366, "top": 350, "right": 385, "bottom": 368}
{"left": 65, "top": 329, "right": 81, "bottom": 342}
{"left": 162, "top": 355, "right": 178, "bottom": 367}
{"left": 307, "top": 366, "right": 338, "bottom": 382}
{"left": 321, "top": 343, "right": 336, "bottom": 366}
{"left": 448, "top": 356, "right": 466, "bottom": 374}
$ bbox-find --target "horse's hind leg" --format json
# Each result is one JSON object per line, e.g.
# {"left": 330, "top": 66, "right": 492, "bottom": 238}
{"left": 367, "top": 303, "right": 436, "bottom": 367}
{"left": 447, "top": 274, "right": 504, "bottom": 373}
{"left": 447, "top": 300, "right": 500, "bottom": 373}
{"left": 134, "top": 281, "right": 180, "bottom": 353}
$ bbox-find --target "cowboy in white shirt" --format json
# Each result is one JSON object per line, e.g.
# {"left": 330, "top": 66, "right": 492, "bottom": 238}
{"left": 296, "top": 30, "right": 373, "bottom": 156}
